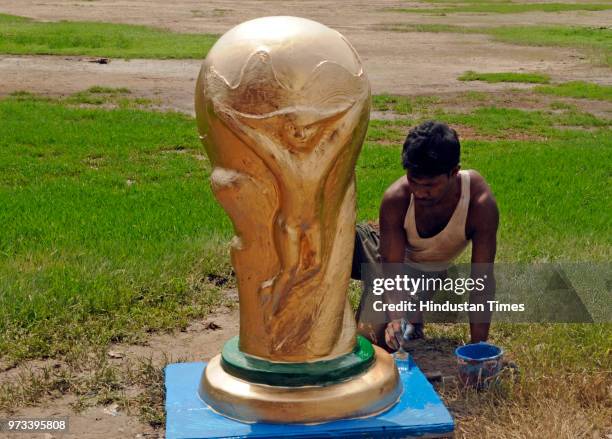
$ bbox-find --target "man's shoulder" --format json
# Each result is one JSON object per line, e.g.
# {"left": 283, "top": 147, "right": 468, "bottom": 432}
{"left": 467, "top": 170, "right": 496, "bottom": 206}
{"left": 379, "top": 176, "right": 410, "bottom": 225}
{"left": 381, "top": 176, "right": 410, "bottom": 210}
{"left": 466, "top": 170, "right": 499, "bottom": 235}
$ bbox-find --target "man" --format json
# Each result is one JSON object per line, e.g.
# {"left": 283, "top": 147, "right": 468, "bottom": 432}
{"left": 351, "top": 120, "right": 499, "bottom": 351}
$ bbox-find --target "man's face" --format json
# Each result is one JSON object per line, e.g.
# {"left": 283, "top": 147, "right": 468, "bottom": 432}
{"left": 406, "top": 170, "right": 455, "bottom": 206}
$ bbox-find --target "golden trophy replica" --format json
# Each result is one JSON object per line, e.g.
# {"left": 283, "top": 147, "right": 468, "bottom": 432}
{"left": 195, "top": 16, "right": 401, "bottom": 423}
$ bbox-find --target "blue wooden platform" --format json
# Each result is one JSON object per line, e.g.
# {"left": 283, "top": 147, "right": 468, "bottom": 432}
{"left": 165, "top": 357, "right": 454, "bottom": 438}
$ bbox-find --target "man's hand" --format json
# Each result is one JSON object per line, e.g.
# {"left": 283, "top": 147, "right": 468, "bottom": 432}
{"left": 384, "top": 320, "right": 403, "bottom": 351}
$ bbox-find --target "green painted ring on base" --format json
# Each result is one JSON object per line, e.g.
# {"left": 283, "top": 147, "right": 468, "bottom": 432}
{"left": 220, "top": 336, "right": 376, "bottom": 386}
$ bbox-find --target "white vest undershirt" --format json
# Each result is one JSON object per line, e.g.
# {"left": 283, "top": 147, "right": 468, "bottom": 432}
{"left": 403, "top": 170, "right": 471, "bottom": 270}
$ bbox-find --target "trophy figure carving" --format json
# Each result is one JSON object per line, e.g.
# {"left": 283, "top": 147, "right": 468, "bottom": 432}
{"left": 195, "top": 16, "right": 401, "bottom": 423}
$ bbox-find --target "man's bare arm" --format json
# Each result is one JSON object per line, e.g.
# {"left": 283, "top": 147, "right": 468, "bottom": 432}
{"left": 467, "top": 174, "right": 499, "bottom": 343}
{"left": 378, "top": 183, "right": 410, "bottom": 324}
{"left": 379, "top": 191, "right": 409, "bottom": 264}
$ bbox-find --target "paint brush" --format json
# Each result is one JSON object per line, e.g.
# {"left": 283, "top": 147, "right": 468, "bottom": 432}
{"left": 394, "top": 318, "right": 414, "bottom": 360}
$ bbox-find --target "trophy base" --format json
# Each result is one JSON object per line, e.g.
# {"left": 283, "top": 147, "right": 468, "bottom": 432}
{"left": 198, "top": 345, "right": 402, "bottom": 424}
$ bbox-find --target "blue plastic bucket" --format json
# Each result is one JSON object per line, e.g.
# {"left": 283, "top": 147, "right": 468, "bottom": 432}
{"left": 455, "top": 342, "right": 504, "bottom": 388}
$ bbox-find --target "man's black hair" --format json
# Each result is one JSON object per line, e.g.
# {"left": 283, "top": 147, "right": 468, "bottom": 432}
{"left": 401, "top": 120, "right": 460, "bottom": 176}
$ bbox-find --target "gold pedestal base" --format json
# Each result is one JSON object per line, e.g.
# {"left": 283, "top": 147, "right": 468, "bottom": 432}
{"left": 199, "top": 346, "right": 402, "bottom": 424}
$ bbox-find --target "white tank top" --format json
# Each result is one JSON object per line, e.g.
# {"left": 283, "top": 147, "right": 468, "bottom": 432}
{"left": 403, "top": 170, "right": 471, "bottom": 270}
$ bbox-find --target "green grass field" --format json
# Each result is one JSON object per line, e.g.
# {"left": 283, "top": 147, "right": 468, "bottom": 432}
{"left": 535, "top": 80, "right": 612, "bottom": 101}
{"left": 1, "top": 87, "right": 610, "bottom": 433}
{"left": 0, "top": 91, "right": 232, "bottom": 363}
{"left": 0, "top": 14, "right": 217, "bottom": 59}
{"left": 2, "top": 12, "right": 609, "bottom": 68}
{"left": 458, "top": 71, "right": 551, "bottom": 84}
{"left": 1, "top": 87, "right": 610, "bottom": 363}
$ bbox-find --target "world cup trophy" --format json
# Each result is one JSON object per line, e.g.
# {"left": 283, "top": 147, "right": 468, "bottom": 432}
{"left": 195, "top": 16, "right": 401, "bottom": 423}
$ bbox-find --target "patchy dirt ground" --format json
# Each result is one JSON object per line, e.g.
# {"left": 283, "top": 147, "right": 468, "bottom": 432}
{"left": 0, "top": 0, "right": 611, "bottom": 114}
{"left": 0, "top": 305, "right": 239, "bottom": 439}
{"left": 1, "top": 398, "right": 159, "bottom": 439}
{"left": 2, "top": 0, "right": 612, "bottom": 32}
{"left": 0, "top": 302, "right": 466, "bottom": 439}
{"left": 0, "top": 1, "right": 610, "bottom": 438}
